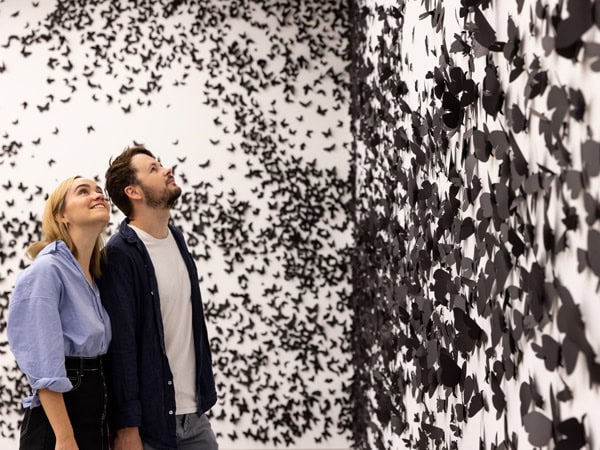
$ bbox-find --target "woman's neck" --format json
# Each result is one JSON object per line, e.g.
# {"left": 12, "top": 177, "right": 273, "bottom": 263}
{"left": 68, "top": 225, "right": 100, "bottom": 284}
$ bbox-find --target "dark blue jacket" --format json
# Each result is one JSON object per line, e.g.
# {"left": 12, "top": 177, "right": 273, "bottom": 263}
{"left": 98, "top": 220, "right": 216, "bottom": 450}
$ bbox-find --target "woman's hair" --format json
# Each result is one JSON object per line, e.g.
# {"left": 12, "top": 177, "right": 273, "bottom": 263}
{"left": 27, "top": 176, "right": 105, "bottom": 278}
{"left": 105, "top": 145, "right": 155, "bottom": 218}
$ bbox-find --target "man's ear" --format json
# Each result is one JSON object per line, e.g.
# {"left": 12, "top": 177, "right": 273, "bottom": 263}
{"left": 124, "top": 185, "right": 141, "bottom": 200}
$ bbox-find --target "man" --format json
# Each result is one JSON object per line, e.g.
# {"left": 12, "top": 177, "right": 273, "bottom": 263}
{"left": 98, "top": 145, "right": 218, "bottom": 450}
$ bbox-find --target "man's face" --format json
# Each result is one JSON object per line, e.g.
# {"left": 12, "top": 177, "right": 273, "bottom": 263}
{"left": 130, "top": 153, "right": 182, "bottom": 209}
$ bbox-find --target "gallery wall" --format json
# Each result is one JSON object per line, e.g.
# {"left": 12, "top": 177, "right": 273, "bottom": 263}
{"left": 0, "top": 1, "right": 352, "bottom": 449}
{"left": 4, "top": 1, "right": 599, "bottom": 449}
{"left": 349, "top": 0, "right": 600, "bottom": 449}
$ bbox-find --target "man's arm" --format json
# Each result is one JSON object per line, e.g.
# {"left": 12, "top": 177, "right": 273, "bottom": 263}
{"left": 113, "top": 427, "right": 143, "bottom": 450}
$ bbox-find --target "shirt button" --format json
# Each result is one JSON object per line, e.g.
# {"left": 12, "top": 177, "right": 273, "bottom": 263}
{"left": 167, "top": 380, "right": 173, "bottom": 385}
{"left": 168, "top": 410, "right": 174, "bottom": 415}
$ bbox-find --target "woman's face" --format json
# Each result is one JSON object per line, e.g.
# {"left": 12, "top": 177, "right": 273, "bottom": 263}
{"left": 59, "top": 178, "right": 110, "bottom": 229}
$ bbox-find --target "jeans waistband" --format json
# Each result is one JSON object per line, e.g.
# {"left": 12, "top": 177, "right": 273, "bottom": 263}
{"left": 65, "top": 356, "right": 104, "bottom": 371}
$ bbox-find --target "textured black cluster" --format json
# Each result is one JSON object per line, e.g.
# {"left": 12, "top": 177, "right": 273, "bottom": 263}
{"left": 350, "top": 0, "right": 599, "bottom": 449}
{"left": 0, "top": 1, "right": 352, "bottom": 445}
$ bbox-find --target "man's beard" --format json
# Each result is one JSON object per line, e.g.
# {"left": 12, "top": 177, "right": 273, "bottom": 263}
{"left": 142, "top": 184, "right": 182, "bottom": 209}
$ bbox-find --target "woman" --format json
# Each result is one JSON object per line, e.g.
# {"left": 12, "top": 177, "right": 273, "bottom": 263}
{"left": 7, "top": 176, "right": 112, "bottom": 450}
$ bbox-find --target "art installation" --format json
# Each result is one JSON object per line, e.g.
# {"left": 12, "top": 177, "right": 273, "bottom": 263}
{"left": 350, "top": 0, "right": 600, "bottom": 449}
{"left": 1, "top": 0, "right": 599, "bottom": 449}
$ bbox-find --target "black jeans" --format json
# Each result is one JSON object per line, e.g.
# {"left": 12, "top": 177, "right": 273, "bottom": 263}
{"left": 19, "top": 357, "right": 108, "bottom": 450}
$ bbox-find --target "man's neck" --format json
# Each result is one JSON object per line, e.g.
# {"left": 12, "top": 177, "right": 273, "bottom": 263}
{"left": 129, "top": 208, "right": 171, "bottom": 239}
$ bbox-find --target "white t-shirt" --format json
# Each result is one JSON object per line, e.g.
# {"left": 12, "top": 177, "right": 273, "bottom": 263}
{"left": 130, "top": 225, "right": 197, "bottom": 414}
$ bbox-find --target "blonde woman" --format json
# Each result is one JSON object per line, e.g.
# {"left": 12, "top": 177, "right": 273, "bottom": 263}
{"left": 8, "top": 176, "right": 112, "bottom": 450}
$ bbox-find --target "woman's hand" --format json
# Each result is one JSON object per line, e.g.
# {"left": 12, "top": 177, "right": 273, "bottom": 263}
{"left": 38, "top": 389, "right": 79, "bottom": 450}
{"left": 55, "top": 434, "right": 79, "bottom": 450}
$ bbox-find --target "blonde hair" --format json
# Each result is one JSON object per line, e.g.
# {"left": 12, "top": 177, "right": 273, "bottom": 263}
{"left": 27, "top": 176, "right": 105, "bottom": 278}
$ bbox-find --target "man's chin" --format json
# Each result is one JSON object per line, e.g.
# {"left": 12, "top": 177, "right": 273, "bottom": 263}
{"left": 167, "top": 187, "right": 182, "bottom": 208}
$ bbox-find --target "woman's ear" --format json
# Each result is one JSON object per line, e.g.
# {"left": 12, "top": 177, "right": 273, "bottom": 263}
{"left": 55, "top": 213, "right": 68, "bottom": 224}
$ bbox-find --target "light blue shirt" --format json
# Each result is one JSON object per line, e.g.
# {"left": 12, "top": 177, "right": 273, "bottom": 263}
{"left": 7, "top": 241, "right": 111, "bottom": 408}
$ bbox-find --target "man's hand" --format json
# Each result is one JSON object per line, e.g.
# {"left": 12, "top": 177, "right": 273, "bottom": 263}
{"left": 113, "top": 427, "right": 143, "bottom": 450}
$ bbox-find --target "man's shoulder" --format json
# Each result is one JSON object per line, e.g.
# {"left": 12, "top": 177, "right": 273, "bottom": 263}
{"left": 106, "top": 230, "right": 126, "bottom": 245}
{"left": 107, "top": 221, "right": 137, "bottom": 246}
{"left": 100, "top": 228, "right": 141, "bottom": 280}
{"left": 168, "top": 222, "right": 184, "bottom": 238}
{"left": 104, "top": 225, "right": 143, "bottom": 264}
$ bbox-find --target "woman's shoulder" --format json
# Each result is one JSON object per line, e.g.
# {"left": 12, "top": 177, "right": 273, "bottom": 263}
{"left": 34, "top": 241, "right": 71, "bottom": 263}
{"left": 19, "top": 242, "right": 70, "bottom": 279}
{"left": 12, "top": 253, "right": 64, "bottom": 302}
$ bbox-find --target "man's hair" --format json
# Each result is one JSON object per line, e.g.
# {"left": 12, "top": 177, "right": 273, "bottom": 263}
{"left": 105, "top": 145, "right": 154, "bottom": 218}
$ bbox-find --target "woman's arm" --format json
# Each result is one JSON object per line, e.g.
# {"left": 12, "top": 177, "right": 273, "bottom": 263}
{"left": 38, "top": 389, "right": 78, "bottom": 450}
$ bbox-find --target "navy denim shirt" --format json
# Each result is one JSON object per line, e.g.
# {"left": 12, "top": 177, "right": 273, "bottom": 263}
{"left": 98, "top": 220, "right": 216, "bottom": 450}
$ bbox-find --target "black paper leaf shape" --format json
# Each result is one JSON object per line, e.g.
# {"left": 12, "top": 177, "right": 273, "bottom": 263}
{"left": 583, "top": 192, "right": 600, "bottom": 225}
{"left": 519, "top": 379, "right": 544, "bottom": 418}
{"left": 581, "top": 139, "right": 600, "bottom": 178}
{"left": 555, "top": 417, "right": 586, "bottom": 450}
{"left": 587, "top": 229, "right": 600, "bottom": 277}
{"left": 547, "top": 85, "right": 569, "bottom": 132}
{"left": 568, "top": 87, "right": 585, "bottom": 120}
{"left": 473, "top": 7, "right": 497, "bottom": 48}
{"left": 556, "top": 383, "right": 573, "bottom": 402}
{"left": 510, "top": 103, "right": 527, "bottom": 133}
{"left": 438, "top": 348, "right": 462, "bottom": 388}
{"left": 523, "top": 410, "right": 552, "bottom": 447}
{"left": 525, "top": 67, "right": 548, "bottom": 99}
{"left": 490, "top": 372, "right": 506, "bottom": 418}
{"left": 525, "top": 262, "right": 548, "bottom": 323}
{"left": 531, "top": 334, "right": 561, "bottom": 371}
{"left": 482, "top": 62, "right": 503, "bottom": 117}
{"left": 442, "top": 92, "right": 463, "bottom": 129}
{"left": 468, "top": 391, "right": 485, "bottom": 417}
{"left": 554, "top": 0, "right": 593, "bottom": 52}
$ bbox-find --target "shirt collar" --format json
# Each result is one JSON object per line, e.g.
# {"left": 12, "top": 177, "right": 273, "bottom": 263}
{"left": 38, "top": 240, "right": 69, "bottom": 256}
